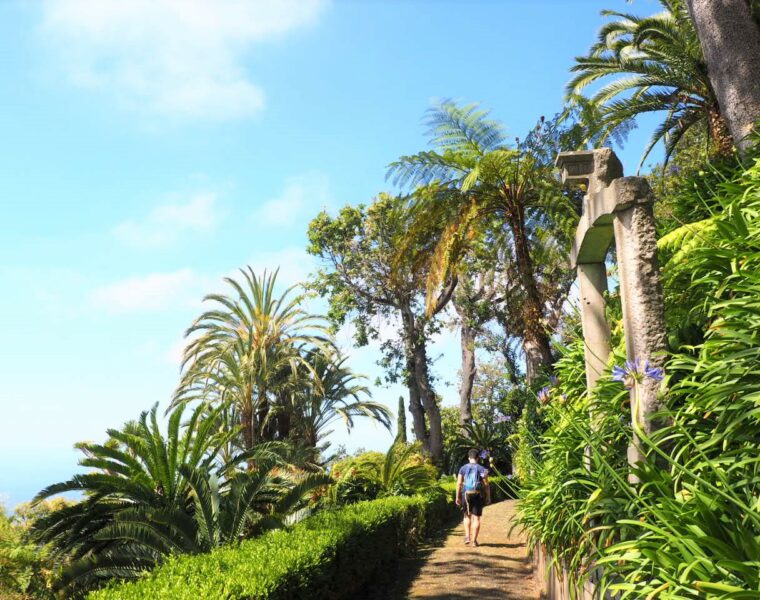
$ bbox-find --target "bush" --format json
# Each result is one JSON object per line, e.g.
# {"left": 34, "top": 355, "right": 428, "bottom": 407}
{"left": 332, "top": 474, "right": 382, "bottom": 505}
{"left": 89, "top": 489, "right": 453, "bottom": 600}
{"left": 328, "top": 444, "right": 437, "bottom": 506}
{"left": 515, "top": 153, "right": 760, "bottom": 596}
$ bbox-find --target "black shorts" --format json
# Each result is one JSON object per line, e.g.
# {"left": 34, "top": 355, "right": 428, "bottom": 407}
{"left": 462, "top": 492, "right": 484, "bottom": 516}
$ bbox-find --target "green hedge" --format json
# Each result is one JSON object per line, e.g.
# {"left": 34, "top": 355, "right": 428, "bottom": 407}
{"left": 89, "top": 489, "right": 453, "bottom": 600}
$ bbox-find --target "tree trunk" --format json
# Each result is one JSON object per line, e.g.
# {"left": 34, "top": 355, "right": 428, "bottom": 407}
{"left": 406, "top": 362, "right": 428, "bottom": 450}
{"left": 400, "top": 306, "right": 443, "bottom": 464}
{"left": 459, "top": 321, "right": 476, "bottom": 424}
{"left": 241, "top": 404, "right": 254, "bottom": 450}
{"left": 706, "top": 103, "right": 735, "bottom": 155}
{"left": 277, "top": 405, "right": 291, "bottom": 441}
{"left": 412, "top": 339, "right": 444, "bottom": 465}
{"left": 241, "top": 382, "right": 255, "bottom": 451}
{"left": 687, "top": 0, "right": 760, "bottom": 152}
{"left": 401, "top": 310, "right": 429, "bottom": 450}
{"left": 509, "top": 214, "right": 553, "bottom": 383}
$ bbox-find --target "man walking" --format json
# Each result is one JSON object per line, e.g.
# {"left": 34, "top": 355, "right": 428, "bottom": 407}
{"left": 455, "top": 448, "right": 491, "bottom": 546}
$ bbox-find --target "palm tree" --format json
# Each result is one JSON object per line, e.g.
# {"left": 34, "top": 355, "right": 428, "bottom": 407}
{"left": 31, "top": 403, "right": 325, "bottom": 596}
{"left": 388, "top": 102, "right": 577, "bottom": 382}
{"left": 290, "top": 349, "right": 391, "bottom": 450}
{"left": 568, "top": 0, "right": 733, "bottom": 167}
{"left": 173, "top": 268, "right": 332, "bottom": 450}
{"left": 685, "top": 0, "right": 760, "bottom": 153}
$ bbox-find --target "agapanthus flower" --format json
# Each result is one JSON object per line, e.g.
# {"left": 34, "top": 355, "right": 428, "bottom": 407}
{"left": 611, "top": 359, "right": 664, "bottom": 389}
{"left": 495, "top": 413, "right": 512, "bottom": 424}
{"left": 479, "top": 449, "right": 489, "bottom": 460}
{"left": 537, "top": 386, "right": 551, "bottom": 404}
{"left": 506, "top": 474, "right": 514, "bottom": 480}
{"left": 549, "top": 375, "right": 559, "bottom": 386}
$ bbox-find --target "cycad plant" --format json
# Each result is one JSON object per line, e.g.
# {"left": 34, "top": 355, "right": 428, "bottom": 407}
{"left": 31, "top": 403, "right": 325, "bottom": 596}
{"left": 173, "top": 268, "right": 332, "bottom": 450}
{"left": 568, "top": 0, "right": 732, "bottom": 167}
{"left": 388, "top": 102, "right": 578, "bottom": 382}
{"left": 356, "top": 442, "right": 437, "bottom": 498}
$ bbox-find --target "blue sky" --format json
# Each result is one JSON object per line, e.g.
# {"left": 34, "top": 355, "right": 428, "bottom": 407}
{"left": 0, "top": 0, "right": 663, "bottom": 508}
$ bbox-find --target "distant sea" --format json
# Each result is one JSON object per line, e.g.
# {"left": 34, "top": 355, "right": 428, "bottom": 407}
{"left": 0, "top": 447, "right": 83, "bottom": 513}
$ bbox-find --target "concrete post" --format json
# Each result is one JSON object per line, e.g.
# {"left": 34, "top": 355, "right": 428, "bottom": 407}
{"left": 611, "top": 177, "right": 668, "bottom": 475}
{"left": 577, "top": 262, "right": 611, "bottom": 391}
{"left": 557, "top": 150, "right": 668, "bottom": 479}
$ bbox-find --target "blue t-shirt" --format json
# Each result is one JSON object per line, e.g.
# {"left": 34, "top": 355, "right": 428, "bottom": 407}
{"left": 458, "top": 463, "right": 488, "bottom": 488}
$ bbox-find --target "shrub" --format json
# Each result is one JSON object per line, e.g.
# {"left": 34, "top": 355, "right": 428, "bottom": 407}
{"left": 328, "top": 444, "right": 437, "bottom": 506}
{"left": 515, "top": 153, "right": 760, "bottom": 596}
{"left": 89, "top": 490, "right": 453, "bottom": 600}
{"left": 332, "top": 474, "right": 382, "bottom": 505}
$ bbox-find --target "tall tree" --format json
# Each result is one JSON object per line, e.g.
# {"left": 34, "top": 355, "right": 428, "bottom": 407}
{"left": 568, "top": 0, "right": 734, "bottom": 166}
{"left": 290, "top": 349, "right": 391, "bottom": 450}
{"left": 388, "top": 103, "right": 577, "bottom": 383}
{"left": 172, "top": 268, "right": 331, "bottom": 451}
{"left": 307, "top": 194, "right": 456, "bottom": 463}
{"left": 396, "top": 396, "right": 407, "bottom": 443}
{"left": 451, "top": 245, "right": 506, "bottom": 424}
{"left": 685, "top": 0, "right": 760, "bottom": 152}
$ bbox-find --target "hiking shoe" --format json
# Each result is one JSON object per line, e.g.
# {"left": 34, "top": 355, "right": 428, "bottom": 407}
{"left": 471, "top": 541, "right": 480, "bottom": 547}
{"left": 464, "top": 537, "right": 470, "bottom": 544}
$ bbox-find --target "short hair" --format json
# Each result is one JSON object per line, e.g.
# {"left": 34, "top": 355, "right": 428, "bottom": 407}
{"left": 468, "top": 448, "right": 479, "bottom": 460}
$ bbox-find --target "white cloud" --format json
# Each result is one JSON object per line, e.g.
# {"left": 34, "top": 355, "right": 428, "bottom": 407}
{"left": 253, "top": 173, "right": 333, "bottom": 228}
{"left": 41, "top": 0, "right": 327, "bottom": 120}
{"left": 114, "top": 192, "right": 220, "bottom": 248}
{"left": 89, "top": 268, "right": 206, "bottom": 312}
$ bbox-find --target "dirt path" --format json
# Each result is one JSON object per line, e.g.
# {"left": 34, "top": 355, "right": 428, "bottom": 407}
{"left": 373, "top": 500, "right": 540, "bottom": 600}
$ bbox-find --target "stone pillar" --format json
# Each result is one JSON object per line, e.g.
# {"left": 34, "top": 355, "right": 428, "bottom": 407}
{"left": 577, "top": 262, "right": 611, "bottom": 391}
{"left": 611, "top": 177, "right": 668, "bottom": 475}
{"left": 557, "top": 150, "right": 668, "bottom": 479}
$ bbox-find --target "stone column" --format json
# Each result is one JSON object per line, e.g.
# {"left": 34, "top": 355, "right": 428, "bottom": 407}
{"left": 577, "top": 262, "right": 611, "bottom": 391}
{"left": 611, "top": 177, "right": 668, "bottom": 475}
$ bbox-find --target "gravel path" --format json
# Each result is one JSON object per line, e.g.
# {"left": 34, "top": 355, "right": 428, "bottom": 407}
{"left": 372, "top": 499, "right": 540, "bottom": 600}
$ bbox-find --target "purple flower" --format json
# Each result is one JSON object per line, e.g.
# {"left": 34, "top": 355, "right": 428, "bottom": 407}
{"left": 611, "top": 359, "right": 665, "bottom": 389}
{"left": 495, "top": 413, "right": 512, "bottom": 424}
{"left": 537, "top": 386, "right": 551, "bottom": 404}
{"left": 644, "top": 363, "right": 664, "bottom": 382}
{"left": 507, "top": 474, "right": 514, "bottom": 480}
{"left": 549, "top": 376, "right": 559, "bottom": 386}
{"left": 479, "top": 449, "right": 489, "bottom": 460}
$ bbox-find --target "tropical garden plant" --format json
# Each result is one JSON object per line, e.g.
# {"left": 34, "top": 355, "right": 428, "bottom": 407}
{"left": 307, "top": 194, "right": 455, "bottom": 463}
{"left": 515, "top": 151, "right": 760, "bottom": 597}
{"left": 30, "top": 403, "right": 326, "bottom": 596}
{"left": 387, "top": 102, "right": 579, "bottom": 383}
{"left": 568, "top": 0, "right": 733, "bottom": 167}
{"left": 172, "top": 268, "right": 334, "bottom": 451}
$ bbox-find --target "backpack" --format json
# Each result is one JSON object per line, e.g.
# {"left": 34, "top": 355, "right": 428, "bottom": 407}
{"left": 463, "top": 464, "right": 483, "bottom": 495}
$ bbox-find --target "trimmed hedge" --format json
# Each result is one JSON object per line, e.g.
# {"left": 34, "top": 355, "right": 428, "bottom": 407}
{"left": 89, "top": 489, "right": 453, "bottom": 600}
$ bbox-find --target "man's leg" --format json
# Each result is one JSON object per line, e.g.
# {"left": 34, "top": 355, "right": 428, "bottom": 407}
{"left": 471, "top": 515, "right": 481, "bottom": 544}
{"left": 463, "top": 513, "right": 471, "bottom": 542}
